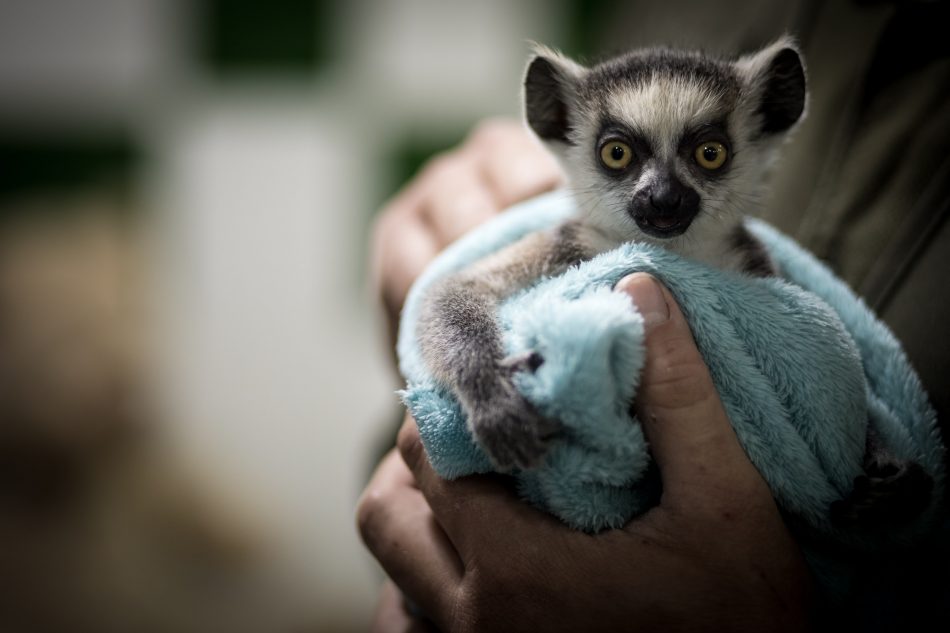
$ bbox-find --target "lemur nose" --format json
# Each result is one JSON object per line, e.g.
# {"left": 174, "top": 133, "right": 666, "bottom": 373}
{"left": 649, "top": 192, "right": 682, "bottom": 213}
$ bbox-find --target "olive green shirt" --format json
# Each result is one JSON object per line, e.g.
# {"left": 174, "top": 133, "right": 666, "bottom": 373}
{"left": 600, "top": 0, "right": 950, "bottom": 437}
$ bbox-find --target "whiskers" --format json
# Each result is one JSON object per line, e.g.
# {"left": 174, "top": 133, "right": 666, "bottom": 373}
{"left": 562, "top": 175, "right": 764, "bottom": 272}
{"left": 565, "top": 183, "right": 618, "bottom": 222}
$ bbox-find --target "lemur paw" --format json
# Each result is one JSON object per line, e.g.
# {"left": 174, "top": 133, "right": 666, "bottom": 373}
{"left": 470, "top": 354, "right": 558, "bottom": 471}
{"left": 830, "top": 460, "right": 933, "bottom": 527}
{"left": 471, "top": 392, "right": 561, "bottom": 470}
{"left": 499, "top": 350, "right": 545, "bottom": 374}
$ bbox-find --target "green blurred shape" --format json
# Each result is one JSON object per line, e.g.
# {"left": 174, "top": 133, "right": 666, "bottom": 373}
{"left": 0, "top": 133, "right": 140, "bottom": 211}
{"left": 562, "top": 0, "right": 613, "bottom": 60}
{"left": 199, "top": 0, "right": 334, "bottom": 74}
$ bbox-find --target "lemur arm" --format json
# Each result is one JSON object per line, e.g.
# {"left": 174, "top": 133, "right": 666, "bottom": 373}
{"left": 417, "top": 220, "right": 591, "bottom": 469}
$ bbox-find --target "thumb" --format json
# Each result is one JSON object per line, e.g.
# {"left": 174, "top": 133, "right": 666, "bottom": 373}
{"left": 615, "top": 273, "right": 762, "bottom": 507}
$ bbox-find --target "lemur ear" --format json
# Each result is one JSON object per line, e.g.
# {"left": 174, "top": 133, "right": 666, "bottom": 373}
{"left": 735, "top": 37, "right": 807, "bottom": 135}
{"left": 523, "top": 46, "right": 584, "bottom": 145}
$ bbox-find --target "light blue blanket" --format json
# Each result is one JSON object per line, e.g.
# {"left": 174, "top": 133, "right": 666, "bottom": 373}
{"left": 397, "top": 190, "right": 945, "bottom": 592}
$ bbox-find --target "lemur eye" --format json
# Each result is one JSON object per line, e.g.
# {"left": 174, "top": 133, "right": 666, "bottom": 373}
{"left": 600, "top": 141, "right": 633, "bottom": 170}
{"left": 695, "top": 141, "right": 728, "bottom": 170}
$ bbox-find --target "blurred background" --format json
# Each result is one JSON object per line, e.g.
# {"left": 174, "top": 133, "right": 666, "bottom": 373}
{"left": 0, "top": 1, "right": 586, "bottom": 631}
{"left": 2, "top": 0, "right": 947, "bottom": 631}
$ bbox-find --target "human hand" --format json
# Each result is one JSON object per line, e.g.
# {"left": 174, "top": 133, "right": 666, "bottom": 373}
{"left": 358, "top": 273, "right": 813, "bottom": 632}
{"left": 369, "top": 580, "right": 438, "bottom": 633}
{"left": 370, "top": 119, "right": 562, "bottom": 349}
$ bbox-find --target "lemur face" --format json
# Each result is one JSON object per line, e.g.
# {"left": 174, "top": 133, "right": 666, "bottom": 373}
{"left": 591, "top": 76, "right": 734, "bottom": 239}
{"left": 524, "top": 39, "right": 806, "bottom": 245}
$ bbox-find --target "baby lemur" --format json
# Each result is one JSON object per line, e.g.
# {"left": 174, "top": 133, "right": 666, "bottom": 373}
{"left": 418, "top": 38, "right": 931, "bottom": 523}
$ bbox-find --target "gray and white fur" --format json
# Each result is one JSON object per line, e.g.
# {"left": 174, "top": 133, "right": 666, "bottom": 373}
{"left": 417, "top": 38, "right": 931, "bottom": 524}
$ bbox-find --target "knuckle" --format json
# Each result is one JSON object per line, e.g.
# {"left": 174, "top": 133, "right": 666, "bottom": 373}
{"left": 369, "top": 208, "right": 399, "bottom": 258}
{"left": 396, "top": 419, "right": 425, "bottom": 470}
{"left": 466, "top": 118, "right": 518, "bottom": 149}
{"left": 355, "top": 492, "right": 387, "bottom": 548}
{"left": 420, "top": 151, "right": 465, "bottom": 183}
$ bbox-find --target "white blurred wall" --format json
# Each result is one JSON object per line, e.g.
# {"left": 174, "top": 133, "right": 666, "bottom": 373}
{"left": 0, "top": 0, "right": 564, "bottom": 629}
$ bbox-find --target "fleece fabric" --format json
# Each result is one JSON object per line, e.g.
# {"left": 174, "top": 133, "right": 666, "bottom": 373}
{"left": 397, "top": 190, "right": 945, "bottom": 593}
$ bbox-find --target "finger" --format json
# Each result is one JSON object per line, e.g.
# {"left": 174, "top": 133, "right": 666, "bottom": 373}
{"left": 465, "top": 119, "right": 563, "bottom": 207}
{"left": 614, "top": 273, "right": 765, "bottom": 508}
{"left": 370, "top": 581, "right": 438, "bottom": 633}
{"left": 418, "top": 153, "right": 500, "bottom": 245}
{"left": 371, "top": 210, "right": 440, "bottom": 345}
{"left": 357, "top": 450, "right": 463, "bottom": 619}
{"left": 396, "top": 416, "right": 554, "bottom": 557}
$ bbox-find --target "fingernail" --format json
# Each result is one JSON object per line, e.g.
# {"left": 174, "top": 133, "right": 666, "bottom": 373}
{"left": 621, "top": 273, "right": 670, "bottom": 333}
